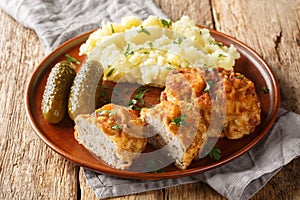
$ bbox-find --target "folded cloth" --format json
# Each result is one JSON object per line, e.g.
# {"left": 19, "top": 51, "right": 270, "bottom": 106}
{"left": 0, "top": 0, "right": 167, "bottom": 53}
{"left": 2, "top": 1, "right": 300, "bottom": 200}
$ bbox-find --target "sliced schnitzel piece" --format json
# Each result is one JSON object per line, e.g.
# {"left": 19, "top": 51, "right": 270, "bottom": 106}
{"left": 141, "top": 101, "right": 208, "bottom": 170}
{"left": 74, "top": 103, "right": 147, "bottom": 170}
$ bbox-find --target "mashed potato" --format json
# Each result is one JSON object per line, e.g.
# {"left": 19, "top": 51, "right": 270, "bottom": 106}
{"left": 79, "top": 16, "right": 240, "bottom": 87}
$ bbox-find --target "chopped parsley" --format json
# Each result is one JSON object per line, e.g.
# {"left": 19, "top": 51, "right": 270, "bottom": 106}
{"left": 174, "top": 37, "right": 185, "bottom": 45}
{"left": 65, "top": 54, "right": 80, "bottom": 65}
{"left": 209, "top": 40, "right": 223, "bottom": 48}
{"left": 128, "top": 99, "right": 138, "bottom": 109}
{"left": 97, "top": 110, "right": 110, "bottom": 115}
{"left": 124, "top": 44, "right": 134, "bottom": 57}
{"left": 262, "top": 86, "right": 270, "bottom": 93}
{"left": 110, "top": 24, "right": 115, "bottom": 33}
{"left": 138, "top": 26, "right": 150, "bottom": 35}
{"left": 128, "top": 87, "right": 149, "bottom": 110}
{"left": 236, "top": 74, "right": 244, "bottom": 79}
{"left": 97, "top": 110, "right": 114, "bottom": 117}
{"left": 112, "top": 125, "right": 121, "bottom": 131}
{"left": 171, "top": 114, "right": 187, "bottom": 126}
{"left": 134, "top": 87, "right": 149, "bottom": 99}
{"left": 160, "top": 18, "right": 172, "bottom": 28}
{"left": 166, "top": 66, "right": 176, "bottom": 70}
{"left": 204, "top": 80, "right": 213, "bottom": 92}
{"left": 215, "top": 41, "right": 223, "bottom": 47}
{"left": 106, "top": 67, "right": 115, "bottom": 77}
{"left": 218, "top": 53, "right": 227, "bottom": 58}
{"left": 208, "top": 146, "right": 221, "bottom": 160}
{"left": 147, "top": 42, "right": 153, "bottom": 48}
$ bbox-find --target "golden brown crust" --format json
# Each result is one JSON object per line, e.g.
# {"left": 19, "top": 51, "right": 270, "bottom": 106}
{"left": 161, "top": 68, "right": 206, "bottom": 102}
{"left": 218, "top": 68, "right": 261, "bottom": 139}
{"left": 141, "top": 100, "right": 208, "bottom": 170}
{"left": 95, "top": 104, "right": 147, "bottom": 153}
{"left": 162, "top": 67, "right": 261, "bottom": 139}
{"left": 75, "top": 104, "right": 146, "bottom": 153}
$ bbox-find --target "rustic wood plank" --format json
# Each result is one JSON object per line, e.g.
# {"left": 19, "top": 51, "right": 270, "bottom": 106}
{"left": 154, "top": 0, "right": 214, "bottom": 28}
{"left": 212, "top": 0, "right": 300, "bottom": 199}
{"left": 211, "top": 0, "right": 300, "bottom": 113}
{"left": 0, "top": 9, "right": 78, "bottom": 200}
{"left": 165, "top": 183, "right": 226, "bottom": 200}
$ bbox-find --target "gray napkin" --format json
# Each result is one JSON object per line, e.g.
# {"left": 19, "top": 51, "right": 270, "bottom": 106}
{"left": 2, "top": 1, "right": 299, "bottom": 200}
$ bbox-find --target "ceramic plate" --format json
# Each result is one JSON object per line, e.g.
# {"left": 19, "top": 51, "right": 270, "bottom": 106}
{"left": 25, "top": 29, "right": 280, "bottom": 180}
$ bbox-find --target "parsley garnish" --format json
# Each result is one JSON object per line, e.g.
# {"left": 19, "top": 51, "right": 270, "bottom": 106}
{"left": 134, "top": 87, "right": 149, "bottom": 99}
{"left": 110, "top": 24, "right": 115, "bottom": 33}
{"left": 215, "top": 41, "right": 223, "bottom": 47}
{"left": 106, "top": 67, "right": 115, "bottom": 77}
{"left": 65, "top": 54, "right": 80, "bottom": 65}
{"left": 174, "top": 37, "right": 185, "bottom": 45}
{"left": 97, "top": 110, "right": 110, "bottom": 115}
{"left": 236, "top": 74, "right": 244, "bottom": 79}
{"left": 160, "top": 18, "right": 172, "bottom": 28}
{"left": 204, "top": 80, "right": 213, "bottom": 92}
{"left": 128, "top": 87, "right": 149, "bottom": 110}
{"left": 262, "top": 86, "right": 270, "bottom": 93}
{"left": 166, "top": 66, "right": 175, "bottom": 70}
{"left": 97, "top": 110, "right": 114, "bottom": 117}
{"left": 218, "top": 54, "right": 227, "bottom": 58}
{"left": 124, "top": 44, "right": 134, "bottom": 57}
{"left": 171, "top": 114, "right": 187, "bottom": 126}
{"left": 138, "top": 26, "right": 150, "bottom": 35}
{"left": 147, "top": 42, "right": 153, "bottom": 48}
{"left": 128, "top": 99, "right": 138, "bottom": 109}
{"left": 112, "top": 125, "right": 121, "bottom": 130}
{"left": 208, "top": 147, "right": 221, "bottom": 160}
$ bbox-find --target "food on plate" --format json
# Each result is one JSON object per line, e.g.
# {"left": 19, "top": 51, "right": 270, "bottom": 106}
{"left": 41, "top": 61, "right": 76, "bottom": 124}
{"left": 141, "top": 100, "right": 208, "bottom": 170}
{"left": 217, "top": 68, "right": 261, "bottom": 139}
{"left": 161, "top": 67, "right": 261, "bottom": 139}
{"left": 140, "top": 67, "right": 260, "bottom": 169}
{"left": 68, "top": 60, "right": 104, "bottom": 120}
{"left": 79, "top": 15, "right": 240, "bottom": 87}
{"left": 40, "top": 15, "right": 262, "bottom": 171}
{"left": 160, "top": 67, "right": 207, "bottom": 103}
{"left": 74, "top": 103, "right": 147, "bottom": 170}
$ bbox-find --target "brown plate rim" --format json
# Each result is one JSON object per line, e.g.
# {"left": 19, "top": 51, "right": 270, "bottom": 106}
{"left": 25, "top": 28, "right": 280, "bottom": 180}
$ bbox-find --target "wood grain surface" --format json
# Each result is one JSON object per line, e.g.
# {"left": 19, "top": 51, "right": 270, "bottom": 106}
{"left": 0, "top": 0, "right": 299, "bottom": 199}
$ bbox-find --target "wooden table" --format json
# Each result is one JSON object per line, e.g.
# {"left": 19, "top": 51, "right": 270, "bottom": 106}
{"left": 1, "top": 0, "right": 300, "bottom": 199}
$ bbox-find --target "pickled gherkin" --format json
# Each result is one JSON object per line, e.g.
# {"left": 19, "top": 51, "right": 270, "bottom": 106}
{"left": 68, "top": 60, "right": 104, "bottom": 120}
{"left": 41, "top": 61, "right": 76, "bottom": 124}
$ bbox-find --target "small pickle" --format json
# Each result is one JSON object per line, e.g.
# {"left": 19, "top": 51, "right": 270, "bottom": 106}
{"left": 68, "top": 60, "right": 104, "bottom": 120}
{"left": 41, "top": 61, "right": 76, "bottom": 124}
